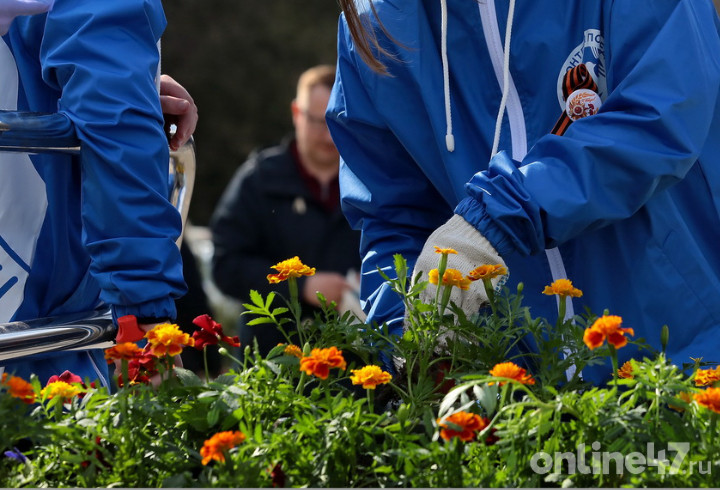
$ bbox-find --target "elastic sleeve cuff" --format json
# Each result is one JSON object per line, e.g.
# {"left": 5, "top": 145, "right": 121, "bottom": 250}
{"left": 454, "top": 197, "right": 516, "bottom": 256}
{"left": 111, "top": 298, "right": 177, "bottom": 325}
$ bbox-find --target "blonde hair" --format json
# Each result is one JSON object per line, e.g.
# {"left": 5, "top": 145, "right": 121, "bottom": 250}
{"left": 296, "top": 65, "right": 336, "bottom": 109}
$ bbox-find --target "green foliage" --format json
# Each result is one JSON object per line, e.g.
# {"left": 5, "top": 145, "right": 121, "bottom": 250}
{"left": 1, "top": 254, "right": 719, "bottom": 487}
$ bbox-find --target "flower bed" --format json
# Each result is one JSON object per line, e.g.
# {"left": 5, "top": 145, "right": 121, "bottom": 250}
{"left": 1, "top": 254, "right": 719, "bottom": 487}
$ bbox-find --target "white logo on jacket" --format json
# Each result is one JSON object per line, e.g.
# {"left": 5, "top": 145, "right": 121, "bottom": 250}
{"left": 0, "top": 38, "right": 48, "bottom": 322}
{"left": 557, "top": 28, "right": 607, "bottom": 108}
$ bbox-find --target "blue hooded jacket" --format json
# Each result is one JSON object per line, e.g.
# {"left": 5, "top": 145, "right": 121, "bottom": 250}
{"left": 327, "top": 0, "right": 720, "bottom": 381}
{"left": 1, "top": 0, "right": 186, "bottom": 383}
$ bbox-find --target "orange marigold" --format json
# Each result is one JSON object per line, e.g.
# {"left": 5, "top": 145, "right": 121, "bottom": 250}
{"left": 437, "top": 411, "right": 488, "bottom": 442}
{"left": 145, "top": 323, "right": 194, "bottom": 357}
{"left": 104, "top": 342, "right": 143, "bottom": 363}
{"left": 283, "top": 344, "right": 303, "bottom": 358}
{"left": 542, "top": 278, "right": 583, "bottom": 298}
{"left": 200, "top": 430, "right": 246, "bottom": 465}
{"left": 617, "top": 361, "right": 634, "bottom": 379}
{"left": 694, "top": 387, "right": 720, "bottom": 414}
{"left": 1, "top": 373, "right": 36, "bottom": 404}
{"left": 434, "top": 246, "right": 458, "bottom": 255}
{"left": 489, "top": 361, "right": 536, "bottom": 385}
{"left": 429, "top": 268, "right": 472, "bottom": 290}
{"left": 267, "top": 256, "right": 316, "bottom": 284}
{"left": 694, "top": 366, "right": 720, "bottom": 387}
{"left": 350, "top": 365, "right": 393, "bottom": 389}
{"left": 467, "top": 264, "right": 508, "bottom": 282}
{"left": 583, "top": 315, "right": 634, "bottom": 350}
{"left": 669, "top": 391, "right": 694, "bottom": 412}
{"left": 41, "top": 381, "right": 82, "bottom": 402}
{"left": 299, "top": 346, "right": 347, "bottom": 380}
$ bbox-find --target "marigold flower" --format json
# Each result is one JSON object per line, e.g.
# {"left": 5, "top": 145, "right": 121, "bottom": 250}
{"left": 467, "top": 264, "right": 508, "bottom": 282}
{"left": 542, "top": 278, "right": 583, "bottom": 298}
{"left": 192, "top": 314, "right": 240, "bottom": 349}
{"left": 694, "top": 387, "right": 720, "bottom": 414}
{"left": 104, "top": 342, "right": 143, "bottom": 363}
{"left": 299, "top": 346, "right": 347, "bottom": 380}
{"left": 617, "top": 361, "right": 634, "bottom": 379}
{"left": 350, "top": 365, "right": 393, "bottom": 389}
{"left": 1, "top": 373, "right": 35, "bottom": 404}
{"left": 267, "top": 256, "right": 316, "bottom": 284}
{"left": 669, "top": 391, "right": 694, "bottom": 412}
{"left": 200, "top": 430, "right": 246, "bottom": 465}
{"left": 694, "top": 366, "right": 720, "bottom": 387}
{"left": 434, "top": 246, "right": 457, "bottom": 255}
{"left": 583, "top": 315, "right": 634, "bottom": 350}
{"left": 429, "top": 268, "right": 472, "bottom": 290}
{"left": 283, "top": 344, "right": 303, "bottom": 358}
{"left": 41, "top": 381, "right": 83, "bottom": 402}
{"left": 489, "top": 361, "right": 536, "bottom": 385}
{"left": 437, "top": 411, "right": 488, "bottom": 442}
{"left": 145, "top": 323, "right": 194, "bottom": 357}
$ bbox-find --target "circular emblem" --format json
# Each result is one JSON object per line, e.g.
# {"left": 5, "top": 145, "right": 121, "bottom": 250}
{"left": 565, "top": 88, "right": 602, "bottom": 121}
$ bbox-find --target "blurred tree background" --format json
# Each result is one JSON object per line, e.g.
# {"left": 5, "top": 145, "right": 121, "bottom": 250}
{"left": 162, "top": 0, "right": 342, "bottom": 226}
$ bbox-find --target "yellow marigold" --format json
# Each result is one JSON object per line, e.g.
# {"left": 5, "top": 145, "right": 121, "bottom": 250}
{"left": 669, "top": 391, "right": 694, "bottom": 412}
{"left": 583, "top": 315, "right": 634, "bottom": 350}
{"left": 617, "top": 361, "right": 634, "bottom": 379}
{"left": 694, "top": 387, "right": 720, "bottom": 414}
{"left": 437, "top": 411, "right": 488, "bottom": 442}
{"left": 694, "top": 366, "right": 720, "bottom": 387}
{"left": 299, "top": 346, "right": 347, "bottom": 380}
{"left": 41, "top": 381, "right": 82, "bottom": 402}
{"left": 145, "top": 323, "right": 194, "bottom": 357}
{"left": 489, "top": 361, "right": 536, "bottom": 385}
{"left": 200, "top": 430, "right": 246, "bottom": 465}
{"left": 429, "top": 268, "right": 472, "bottom": 290}
{"left": 283, "top": 344, "right": 303, "bottom": 358}
{"left": 434, "top": 246, "right": 458, "bottom": 255}
{"left": 104, "top": 342, "right": 143, "bottom": 363}
{"left": 467, "top": 264, "right": 508, "bottom": 282}
{"left": 542, "top": 278, "right": 583, "bottom": 298}
{"left": 1, "top": 373, "right": 36, "bottom": 404}
{"left": 267, "top": 256, "right": 316, "bottom": 284}
{"left": 350, "top": 365, "right": 392, "bottom": 389}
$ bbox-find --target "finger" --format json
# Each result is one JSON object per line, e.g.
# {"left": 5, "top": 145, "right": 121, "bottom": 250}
{"left": 160, "top": 95, "right": 191, "bottom": 116}
{"left": 159, "top": 74, "right": 194, "bottom": 103}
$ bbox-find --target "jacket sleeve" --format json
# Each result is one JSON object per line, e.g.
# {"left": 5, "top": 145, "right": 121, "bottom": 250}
{"left": 327, "top": 16, "right": 451, "bottom": 334}
{"left": 209, "top": 159, "right": 299, "bottom": 304}
{"left": 456, "top": 0, "right": 720, "bottom": 257}
{"left": 40, "top": 0, "right": 186, "bottom": 320}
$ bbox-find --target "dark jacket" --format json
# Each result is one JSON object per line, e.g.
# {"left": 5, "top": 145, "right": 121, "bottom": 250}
{"left": 210, "top": 138, "right": 361, "bottom": 353}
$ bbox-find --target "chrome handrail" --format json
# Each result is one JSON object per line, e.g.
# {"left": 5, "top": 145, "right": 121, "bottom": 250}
{"left": 0, "top": 111, "right": 196, "bottom": 361}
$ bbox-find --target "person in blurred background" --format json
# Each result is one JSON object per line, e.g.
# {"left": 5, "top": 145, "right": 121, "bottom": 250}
{"left": 211, "top": 64, "right": 362, "bottom": 357}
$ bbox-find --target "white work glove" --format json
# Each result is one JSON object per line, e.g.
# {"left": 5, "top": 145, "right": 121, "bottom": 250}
{"left": 402, "top": 214, "right": 508, "bottom": 355}
{"left": 413, "top": 215, "right": 506, "bottom": 312}
{"left": 0, "top": 0, "right": 53, "bottom": 35}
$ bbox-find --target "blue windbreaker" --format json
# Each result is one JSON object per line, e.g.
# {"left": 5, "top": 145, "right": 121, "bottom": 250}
{"left": 1, "top": 0, "right": 186, "bottom": 383}
{"left": 327, "top": 0, "right": 720, "bottom": 381}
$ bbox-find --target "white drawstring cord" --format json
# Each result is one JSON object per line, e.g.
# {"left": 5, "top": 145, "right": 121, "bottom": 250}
{"left": 440, "top": 0, "right": 455, "bottom": 152}
{"left": 490, "top": 0, "right": 516, "bottom": 157}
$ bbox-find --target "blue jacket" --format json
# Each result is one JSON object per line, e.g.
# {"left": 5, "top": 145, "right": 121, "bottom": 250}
{"left": 327, "top": 0, "right": 720, "bottom": 380}
{"left": 1, "top": 0, "right": 186, "bottom": 381}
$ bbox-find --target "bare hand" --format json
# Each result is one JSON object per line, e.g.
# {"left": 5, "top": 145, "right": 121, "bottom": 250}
{"left": 302, "top": 272, "right": 351, "bottom": 308}
{"left": 159, "top": 74, "right": 198, "bottom": 151}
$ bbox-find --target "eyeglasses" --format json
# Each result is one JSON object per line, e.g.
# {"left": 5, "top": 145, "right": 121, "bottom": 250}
{"left": 299, "top": 109, "right": 329, "bottom": 130}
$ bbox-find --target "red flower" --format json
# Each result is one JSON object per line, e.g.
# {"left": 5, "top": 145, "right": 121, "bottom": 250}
{"left": 46, "top": 370, "right": 95, "bottom": 397}
{"left": 191, "top": 314, "right": 240, "bottom": 349}
{"left": 117, "top": 348, "right": 158, "bottom": 387}
{"left": 270, "top": 463, "right": 286, "bottom": 487}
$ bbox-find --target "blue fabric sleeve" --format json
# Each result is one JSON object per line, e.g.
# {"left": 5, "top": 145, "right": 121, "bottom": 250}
{"left": 457, "top": 0, "right": 720, "bottom": 256}
{"left": 39, "top": 0, "right": 186, "bottom": 320}
{"left": 328, "top": 17, "right": 450, "bottom": 333}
